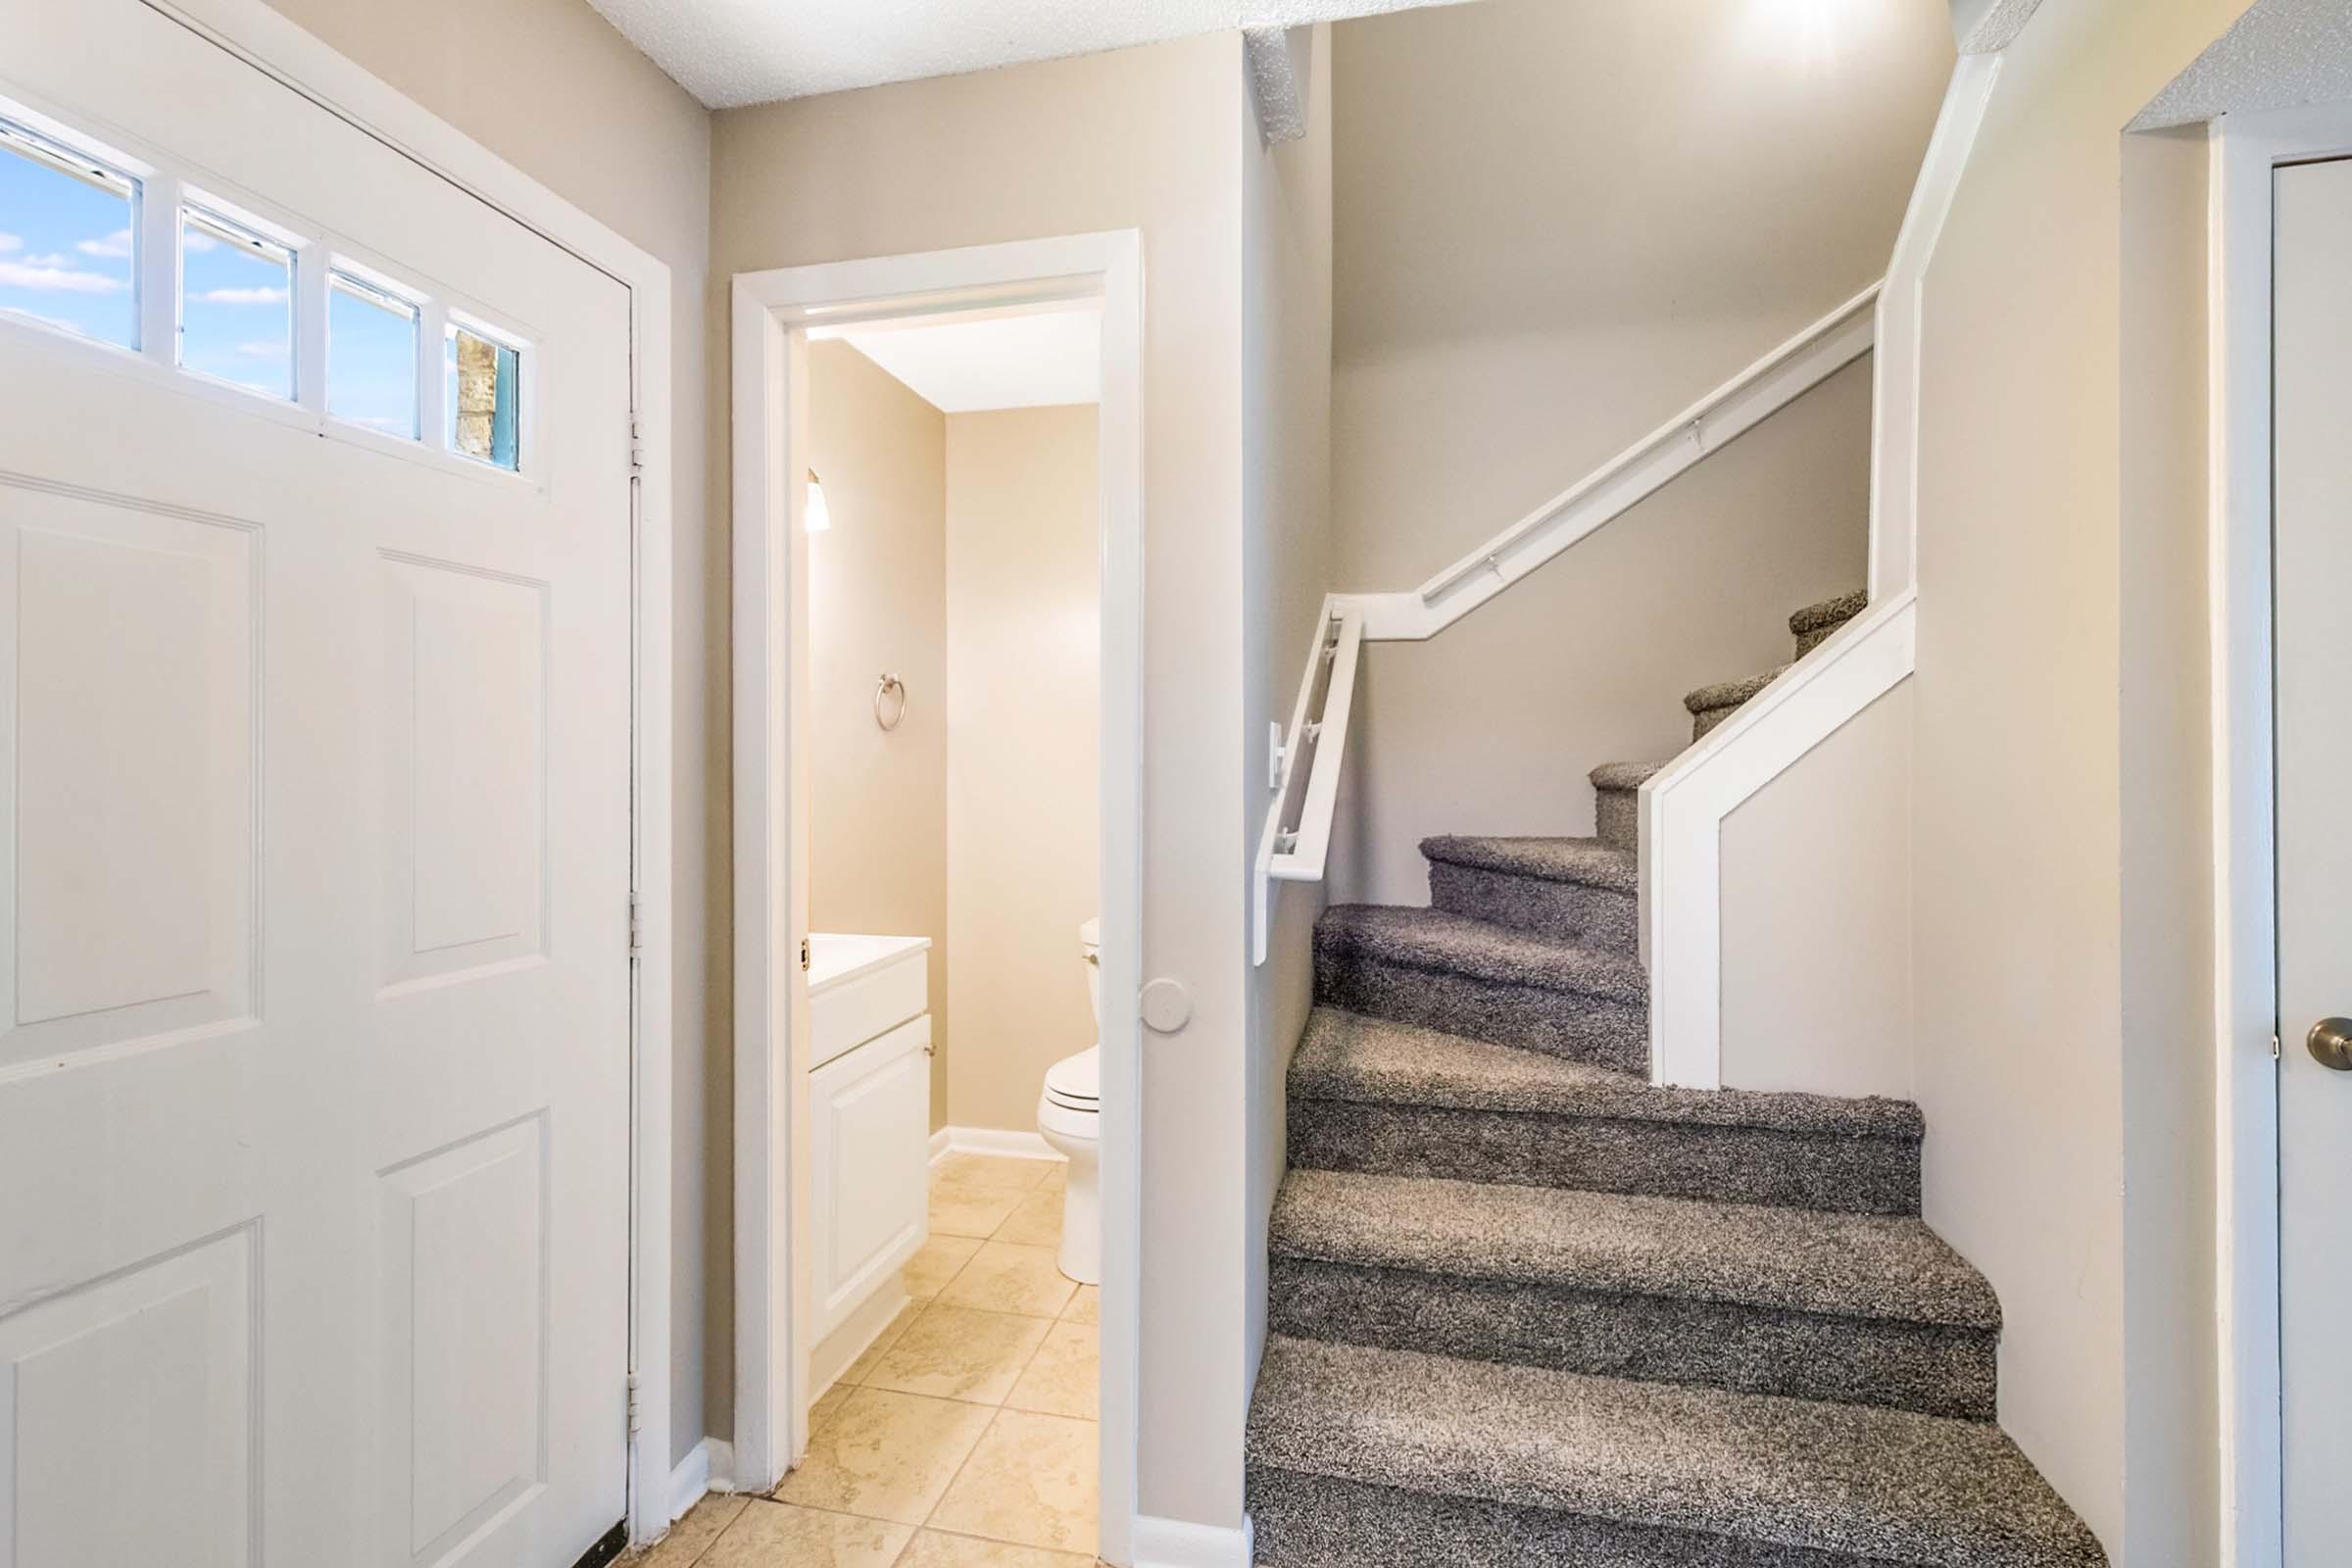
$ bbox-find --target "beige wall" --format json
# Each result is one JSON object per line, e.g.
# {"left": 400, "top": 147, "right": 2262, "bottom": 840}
{"left": 1720, "top": 682, "right": 1915, "bottom": 1101}
{"left": 713, "top": 35, "right": 1257, "bottom": 1528}
{"left": 258, "top": 0, "right": 725, "bottom": 1471}
{"left": 807, "top": 342, "right": 951, "bottom": 1127}
{"left": 1241, "top": 28, "right": 1336, "bottom": 1390}
{"left": 1909, "top": 0, "right": 2251, "bottom": 1555}
{"left": 945, "top": 407, "right": 1102, "bottom": 1134}
{"left": 1326, "top": 0, "right": 1948, "bottom": 908}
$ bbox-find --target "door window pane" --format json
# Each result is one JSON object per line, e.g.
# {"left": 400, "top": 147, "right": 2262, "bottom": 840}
{"left": 179, "top": 207, "right": 291, "bottom": 400}
{"left": 445, "top": 323, "right": 520, "bottom": 470}
{"left": 0, "top": 121, "right": 137, "bottom": 350}
{"left": 328, "top": 270, "right": 418, "bottom": 439}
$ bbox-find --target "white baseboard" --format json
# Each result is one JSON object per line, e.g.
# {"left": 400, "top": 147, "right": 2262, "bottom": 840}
{"left": 930, "top": 1125, "right": 1065, "bottom": 1163}
{"left": 667, "top": 1437, "right": 735, "bottom": 1522}
{"left": 1131, "top": 1514, "right": 1253, "bottom": 1568}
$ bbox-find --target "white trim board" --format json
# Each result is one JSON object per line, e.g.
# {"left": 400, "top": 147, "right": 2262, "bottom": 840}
{"left": 931, "top": 1127, "right": 1067, "bottom": 1164}
{"left": 2203, "top": 100, "right": 2352, "bottom": 1568}
{"left": 121, "top": 0, "right": 679, "bottom": 1548}
{"left": 1131, "top": 1514, "right": 1254, "bottom": 1568}
{"left": 732, "top": 231, "right": 1145, "bottom": 1566}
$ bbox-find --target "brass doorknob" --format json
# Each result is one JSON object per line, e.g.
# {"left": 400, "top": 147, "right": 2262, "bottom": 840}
{"left": 2309, "top": 1017, "right": 2352, "bottom": 1071}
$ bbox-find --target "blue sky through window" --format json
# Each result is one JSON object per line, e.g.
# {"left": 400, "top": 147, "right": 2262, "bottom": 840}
{"left": 0, "top": 134, "right": 137, "bottom": 349}
{"left": 329, "top": 273, "right": 418, "bottom": 439}
{"left": 180, "top": 209, "right": 290, "bottom": 399}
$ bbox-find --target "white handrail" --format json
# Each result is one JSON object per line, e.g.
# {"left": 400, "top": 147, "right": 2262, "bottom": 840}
{"left": 1251, "top": 600, "right": 1363, "bottom": 965}
{"left": 1338, "top": 282, "right": 1882, "bottom": 643}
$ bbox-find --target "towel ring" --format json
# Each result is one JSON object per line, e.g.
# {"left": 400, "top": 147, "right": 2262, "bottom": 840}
{"left": 874, "top": 672, "right": 908, "bottom": 731}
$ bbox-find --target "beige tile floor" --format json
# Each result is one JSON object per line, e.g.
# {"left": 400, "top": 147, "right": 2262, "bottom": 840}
{"left": 639, "top": 1154, "right": 1100, "bottom": 1568}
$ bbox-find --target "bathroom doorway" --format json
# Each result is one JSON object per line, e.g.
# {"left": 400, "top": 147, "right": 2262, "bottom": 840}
{"left": 729, "top": 234, "right": 1144, "bottom": 1565}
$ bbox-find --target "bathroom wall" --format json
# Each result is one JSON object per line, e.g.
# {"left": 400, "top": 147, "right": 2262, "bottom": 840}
{"left": 944, "top": 406, "right": 1102, "bottom": 1134}
{"left": 806, "top": 341, "right": 953, "bottom": 1128}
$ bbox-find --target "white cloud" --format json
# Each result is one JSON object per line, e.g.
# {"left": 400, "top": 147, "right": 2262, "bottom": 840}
{"left": 74, "top": 227, "right": 133, "bottom": 259}
{"left": 23, "top": 252, "right": 74, "bottom": 268}
{"left": 196, "top": 286, "right": 287, "bottom": 306}
{"left": 0, "top": 260, "right": 128, "bottom": 294}
{"left": 0, "top": 233, "right": 20, "bottom": 254}
{"left": 180, "top": 229, "right": 218, "bottom": 254}
{"left": 233, "top": 339, "right": 286, "bottom": 359}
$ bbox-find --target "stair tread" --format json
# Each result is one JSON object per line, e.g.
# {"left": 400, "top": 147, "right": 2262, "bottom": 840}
{"left": 1291, "top": 1006, "right": 1925, "bottom": 1141}
{"left": 1790, "top": 589, "right": 1870, "bottom": 635}
{"left": 1317, "top": 904, "right": 1646, "bottom": 1004}
{"left": 1589, "top": 760, "right": 1663, "bottom": 792}
{"left": 1684, "top": 663, "right": 1791, "bottom": 715}
{"left": 1248, "top": 1337, "right": 2105, "bottom": 1568}
{"left": 1271, "top": 1168, "right": 1997, "bottom": 1329}
{"left": 1419, "top": 835, "right": 1637, "bottom": 893}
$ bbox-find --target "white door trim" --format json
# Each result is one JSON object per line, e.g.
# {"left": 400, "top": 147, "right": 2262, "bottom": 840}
{"left": 2207, "top": 100, "right": 2352, "bottom": 1568}
{"left": 731, "top": 231, "right": 1145, "bottom": 1565}
{"left": 125, "top": 0, "right": 678, "bottom": 1546}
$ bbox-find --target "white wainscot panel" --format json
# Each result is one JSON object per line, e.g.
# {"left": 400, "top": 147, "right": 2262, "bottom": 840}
{"left": 1, "top": 490, "right": 256, "bottom": 1069}
{"left": 0, "top": 1226, "right": 256, "bottom": 1568}
{"left": 377, "top": 1116, "right": 548, "bottom": 1567}
{"left": 379, "top": 557, "right": 546, "bottom": 993}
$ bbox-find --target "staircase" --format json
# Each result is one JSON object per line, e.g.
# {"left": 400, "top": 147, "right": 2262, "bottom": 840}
{"left": 1247, "top": 592, "right": 2107, "bottom": 1567}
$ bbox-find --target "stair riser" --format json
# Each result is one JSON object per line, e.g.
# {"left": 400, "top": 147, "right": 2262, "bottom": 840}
{"left": 1691, "top": 703, "right": 1740, "bottom": 741}
{"left": 1428, "top": 862, "right": 1637, "bottom": 956}
{"left": 1267, "top": 1257, "right": 1996, "bottom": 1421}
{"left": 1249, "top": 1468, "right": 1893, "bottom": 1568}
{"left": 1314, "top": 943, "right": 1647, "bottom": 1075}
{"left": 1288, "top": 1100, "right": 1922, "bottom": 1215}
{"left": 1594, "top": 786, "right": 1640, "bottom": 853}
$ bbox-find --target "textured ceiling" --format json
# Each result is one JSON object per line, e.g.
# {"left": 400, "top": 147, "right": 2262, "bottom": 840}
{"left": 2134, "top": 0, "right": 2352, "bottom": 129}
{"left": 585, "top": 0, "right": 1475, "bottom": 109}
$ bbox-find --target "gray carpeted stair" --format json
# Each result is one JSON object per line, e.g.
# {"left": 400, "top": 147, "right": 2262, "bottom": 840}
{"left": 1315, "top": 904, "right": 1648, "bottom": 1075}
{"left": 1288, "top": 1007, "right": 1924, "bottom": 1214}
{"left": 1248, "top": 1338, "right": 2107, "bottom": 1568}
{"left": 1589, "top": 760, "right": 1657, "bottom": 853}
{"left": 1792, "top": 588, "right": 1871, "bottom": 656}
{"left": 1268, "top": 1167, "right": 1997, "bottom": 1419}
{"left": 1256, "top": 578, "right": 2103, "bottom": 1565}
{"left": 1422, "top": 834, "right": 1637, "bottom": 955}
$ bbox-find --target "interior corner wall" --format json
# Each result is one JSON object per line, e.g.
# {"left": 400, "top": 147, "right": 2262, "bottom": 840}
{"left": 1325, "top": 0, "right": 1949, "bottom": 909}
{"left": 256, "top": 0, "right": 725, "bottom": 1472}
{"left": 806, "top": 342, "right": 950, "bottom": 1129}
{"left": 1909, "top": 0, "right": 2248, "bottom": 1555}
{"left": 712, "top": 31, "right": 1252, "bottom": 1530}
{"left": 1719, "top": 679, "right": 1915, "bottom": 1101}
{"left": 1240, "top": 24, "right": 1335, "bottom": 1397}
{"left": 944, "top": 406, "right": 1102, "bottom": 1137}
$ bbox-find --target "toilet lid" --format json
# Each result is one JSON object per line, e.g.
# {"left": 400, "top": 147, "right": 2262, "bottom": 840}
{"left": 1044, "top": 1045, "right": 1099, "bottom": 1107}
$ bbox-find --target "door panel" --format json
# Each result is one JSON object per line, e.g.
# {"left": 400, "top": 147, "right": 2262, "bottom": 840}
{"left": 0, "top": 3, "right": 633, "bottom": 1564}
{"left": 2275, "top": 153, "right": 2352, "bottom": 1567}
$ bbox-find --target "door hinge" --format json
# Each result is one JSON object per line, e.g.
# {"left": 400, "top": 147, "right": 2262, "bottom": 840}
{"left": 2272, "top": 1029, "right": 2283, "bottom": 1061}
{"left": 800, "top": 936, "right": 811, "bottom": 972}
{"left": 628, "top": 891, "right": 644, "bottom": 959}
{"left": 628, "top": 414, "right": 648, "bottom": 475}
{"left": 625, "top": 1371, "right": 642, "bottom": 1438}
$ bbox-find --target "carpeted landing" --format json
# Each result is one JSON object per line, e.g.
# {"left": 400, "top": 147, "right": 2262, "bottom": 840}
{"left": 1248, "top": 590, "right": 2108, "bottom": 1567}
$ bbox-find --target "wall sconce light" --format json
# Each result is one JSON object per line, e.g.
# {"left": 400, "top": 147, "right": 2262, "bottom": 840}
{"left": 805, "top": 470, "right": 832, "bottom": 534}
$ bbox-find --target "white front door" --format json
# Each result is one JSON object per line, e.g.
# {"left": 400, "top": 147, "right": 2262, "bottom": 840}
{"left": 0, "top": 4, "right": 635, "bottom": 1566}
{"left": 2275, "top": 152, "right": 2352, "bottom": 1568}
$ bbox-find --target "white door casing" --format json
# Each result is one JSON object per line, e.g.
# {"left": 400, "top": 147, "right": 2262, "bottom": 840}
{"left": 2273, "top": 152, "right": 2352, "bottom": 1568}
{"left": 0, "top": 2, "right": 636, "bottom": 1563}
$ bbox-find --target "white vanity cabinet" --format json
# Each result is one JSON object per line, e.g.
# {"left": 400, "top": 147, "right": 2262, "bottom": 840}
{"left": 807, "top": 934, "right": 932, "bottom": 1346}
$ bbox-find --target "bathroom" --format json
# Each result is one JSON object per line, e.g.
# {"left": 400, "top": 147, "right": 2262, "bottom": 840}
{"left": 773, "top": 302, "right": 1107, "bottom": 1565}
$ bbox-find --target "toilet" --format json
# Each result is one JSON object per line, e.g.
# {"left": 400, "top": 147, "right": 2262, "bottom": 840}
{"left": 1036, "top": 917, "right": 1102, "bottom": 1285}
